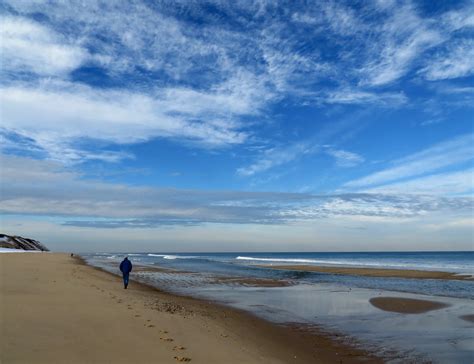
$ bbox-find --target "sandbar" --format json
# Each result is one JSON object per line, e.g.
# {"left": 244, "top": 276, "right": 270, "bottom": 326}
{"left": 369, "top": 297, "right": 449, "bottom": 314}
{"left": 460, "top": 314, "right": 474, "bottom": 323}
{"left": 259, "top": 264, "right": 473, "bottom": 281}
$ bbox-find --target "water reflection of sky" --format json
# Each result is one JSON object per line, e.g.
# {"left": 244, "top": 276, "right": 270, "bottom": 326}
{"left": 190, "top": 284, "right": 473, "bottom": 363}
{"left": 85, "top": 254, "right": 474, "bottom": 363}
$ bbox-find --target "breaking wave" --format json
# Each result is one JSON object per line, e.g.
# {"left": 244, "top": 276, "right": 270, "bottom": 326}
{"left": 147, "top": 254, "right": 200, "bottom": 260}
{"left": 236, "top": 256, "right": 341, "bottom": 264}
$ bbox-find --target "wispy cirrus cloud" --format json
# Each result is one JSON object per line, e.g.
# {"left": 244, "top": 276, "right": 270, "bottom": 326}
{"left": 236, "top": 109, "right": 370, "bottom": 177}
{"left": 360, "top": 2, "right": 445, "bottom": 86}
{"left": 326, "top": 149, "right": 364, "bottom": 168}
{"left": 291, "top": 0, "right": 364, "bottom": 36}
{"left": 0, "top": 3, "right": 274, "bottom": 162}
{"left": 1, "top": 0, "right": 473, "bottom": 167}
{"left": 441, "top": 3, "right": 474, "bottom": 31}
{"left": 345, "top": 133, "right": 474, "bottom": 189}
{"left": 356, "top": 1, "right": 474, "bottom": 87}
{"left": 322, "top": 89, "right": 407, "bottom": 106}
{"left": 367, "top": 169, "right": 474, "bottom": 195}
{"left": 419, "top": 39, "right": 474, "bottom": 81}
{"left": 0, "top": 80, "right": 253, "bottom": 163}
{"left": 236, "top": 142, "right": 316, "bottom": 177}
{"left": 0, "top": 15, "right": 88, "bottom": 76}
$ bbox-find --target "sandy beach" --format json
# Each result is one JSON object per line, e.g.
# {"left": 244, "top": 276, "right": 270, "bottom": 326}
{"left": 258, "top": 264, "right": 474, "bottom": 281}
{"left": 0, "top": 253, "right": 380, "bottom": 364}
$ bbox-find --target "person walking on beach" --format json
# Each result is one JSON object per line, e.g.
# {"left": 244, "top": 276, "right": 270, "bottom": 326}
{"left": 119, "top": 257, "right": 133, "bottom": 289}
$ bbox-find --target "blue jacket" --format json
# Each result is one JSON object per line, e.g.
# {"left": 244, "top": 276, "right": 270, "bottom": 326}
{"left": 120, "top": 258, "right": 132, "bottom": 274}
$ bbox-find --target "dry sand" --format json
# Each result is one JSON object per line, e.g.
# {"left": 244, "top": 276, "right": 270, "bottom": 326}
{"left": 0, "top": 253, "right": 381, "bottom": 364}
{"left": 259, "top": 265, "right": 473, "bottom": 281}
{"left": 369, "top": 297, "right": 449, "bottom": 314}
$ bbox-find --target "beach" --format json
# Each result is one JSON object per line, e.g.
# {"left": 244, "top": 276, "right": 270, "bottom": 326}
{"left": 0, "top": 253, "right": 379, "bottom": 364}
{"left": 82, "top": 251, "right": 473, "bottom": 362}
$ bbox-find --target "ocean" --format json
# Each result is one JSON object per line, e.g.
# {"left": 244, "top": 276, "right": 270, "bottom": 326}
{"left": 84, "top": 251, "right": 474, "bottom": 363}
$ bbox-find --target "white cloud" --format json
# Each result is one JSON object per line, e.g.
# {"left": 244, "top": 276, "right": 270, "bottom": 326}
{"left": 326, "top": 149, "right": 364, "bottom": 167}
{"left": 1, "top": 0, "right": 473, "bottom": 168}
{"left": 361, "top": 3, "right": 444, "bottom": 86}
{"left": 236, "top": 143, "right": 316, "bottom": 176}
{"left": 237, "top": 111, "right": 370, "bottom": 177}
{"left": 0, "top": 15, "right": 88, "bottom": 76}
{"left": 0, "top": 81, "right": 253, "bottom": 162}
{"left": 324, "top": 89, "right": 407, "bottom": 105}
{"left": 367, "top": 169, "right": 474, "bottom": 195}
{"left": 345, "top": 134, "right": 474, "bottom": 189}
{"left": 2, "top": 1, "right": 221, "bottom": 81}
{"left": 0, "top": 0, "right": 437, "bottom": 105}
{"left": 164, "top": 71, "right": 274, "bottom": 116}
{"left": 3, "top": 154, "right": 470, "bottom": 226}
{"left": 420, "top": 40, "right": 474, "bottom": 80}
{"left": 436, "top": 86, "right": 474, "bottom": 95}
{"left": 363, "top": 1, "right": 474, "bottom": 86}
{"left": 4, "top": 214, "right": 473, "bottom": 252}
{"left": 442, "top": 4, "right": 474, "bottom": 31}
{"left": 292, "top": 0, "right": 368, "bottom": 38}
{"left": 0, "top": 8, "right": 276, "bottom": 162}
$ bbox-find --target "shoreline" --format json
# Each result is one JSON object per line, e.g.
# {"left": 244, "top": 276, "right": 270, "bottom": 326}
{"left": 257, "top": 264, "right": 474, "bottom": 281}
{"left": 80, "top": 256, "right": 383, "bottom": 359}
{"left": 1, "top": 253, "right": 381, "bottom": 363}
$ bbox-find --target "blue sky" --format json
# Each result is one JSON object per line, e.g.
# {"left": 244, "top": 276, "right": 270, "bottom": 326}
{"left": 1, "top": 0, "right": 473, "bottom": 252}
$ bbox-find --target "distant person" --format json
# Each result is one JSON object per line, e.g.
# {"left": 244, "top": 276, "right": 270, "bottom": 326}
{"left": 119, "top": 257, "right": 133, "bottom": 289}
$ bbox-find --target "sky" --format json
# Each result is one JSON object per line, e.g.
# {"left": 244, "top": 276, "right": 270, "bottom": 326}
{"left": 0, "top": 0, "right": 473, "bottom": 252}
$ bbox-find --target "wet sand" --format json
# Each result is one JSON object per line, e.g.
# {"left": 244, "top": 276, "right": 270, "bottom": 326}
{"left": 133, "top": 264, "right": 292, "bottom": 286}
{"left": 460, "top": 314, "right": 474, "bottom": 323}
{"left": 0, "top": 253, "right": 380, "bottom": 363}
{"left": 369, "top": 297, "right": 449, "bottom": 314}
{"left": 259, "top": 264, "right": 473, "bottom": 281}
{"left": 213, "top": 276, "right": 293, "bottom": 287}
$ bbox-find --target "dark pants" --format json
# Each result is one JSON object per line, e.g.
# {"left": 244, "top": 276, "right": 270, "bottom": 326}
{"left": 122, "top": 273, "right": 130, "bottom": 288}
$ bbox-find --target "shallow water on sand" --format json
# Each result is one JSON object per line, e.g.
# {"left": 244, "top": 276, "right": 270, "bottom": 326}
{"left": 85, "top": 252, "right": 474, "bottom": 363}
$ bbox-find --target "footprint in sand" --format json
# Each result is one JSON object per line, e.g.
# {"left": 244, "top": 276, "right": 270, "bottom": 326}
{"left": 160, "top": 330, "right": 168, "bottom": 334}
{"left": 147, "top": 324, "right": 155, "bottom": 328}
{"left": 173, "top": 356, "right": 191, "bottom": 362}
{"left": 173, "top": 346, "right": 186, "bottom": 351}
{"left": 160, "top": 337, "right": 174, "bottom": 342}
